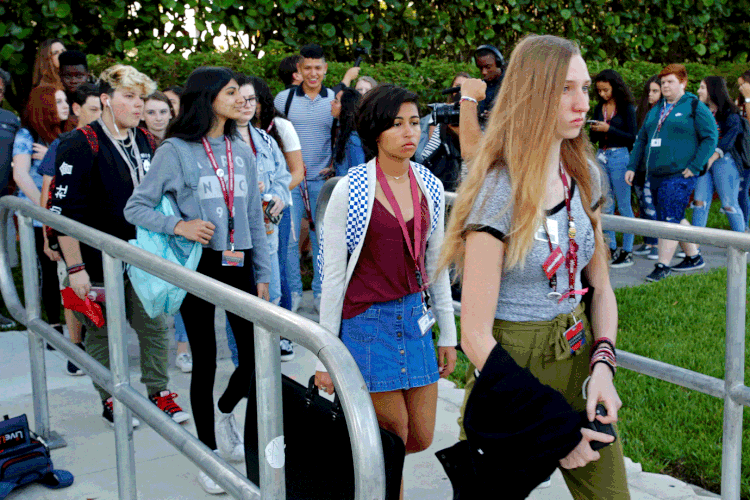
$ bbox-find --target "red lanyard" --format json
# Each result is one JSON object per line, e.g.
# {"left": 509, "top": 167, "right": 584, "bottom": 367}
{"left": 656, "top": 101, "right": 677, "bottom": 133}
{"left": 558, "top": 163, "right": 587, "bottom": 302}
{"left": 201, "top": 136, "right": 236, "bottom": 249}
{"left": 375, "top": 159, "right": 425, "bottom": 288}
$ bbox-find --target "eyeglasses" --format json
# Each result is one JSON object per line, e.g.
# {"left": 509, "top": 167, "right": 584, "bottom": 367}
{"left": 244, "top": 96, "right": 257, "bottom": 105}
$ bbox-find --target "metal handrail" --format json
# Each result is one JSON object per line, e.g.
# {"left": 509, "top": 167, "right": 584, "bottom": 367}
{"left": 0, "top": 196, "right": 386, "bottom": 500}
{"left": 445, "top": 190, "right": 748, "bottom": 500}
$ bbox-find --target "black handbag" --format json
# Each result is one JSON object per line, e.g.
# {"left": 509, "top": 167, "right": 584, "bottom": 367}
{"left": 245, "top": 375, "right": 405, "bottom": 499}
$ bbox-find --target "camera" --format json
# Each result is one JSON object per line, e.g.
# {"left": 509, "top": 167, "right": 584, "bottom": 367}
{"left": 429, "top": 102, "right": 460, "bottom": 126}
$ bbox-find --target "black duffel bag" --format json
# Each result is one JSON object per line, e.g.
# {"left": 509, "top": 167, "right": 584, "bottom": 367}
{"left": 245, "top": 375, "right": 405, "bottom": 500}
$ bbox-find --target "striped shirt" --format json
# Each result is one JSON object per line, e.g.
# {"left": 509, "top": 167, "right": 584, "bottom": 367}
{"left": 274, "top": 85, "right": 335, "bottom": 180}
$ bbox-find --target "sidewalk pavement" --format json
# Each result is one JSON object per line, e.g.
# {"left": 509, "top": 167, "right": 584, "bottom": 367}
{"left": 0, "top": 248, "right": 727, "bottom": 499}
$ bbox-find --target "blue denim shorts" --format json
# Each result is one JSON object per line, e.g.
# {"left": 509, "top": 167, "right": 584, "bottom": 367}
{"left": 340, "top": 292, "right": 440, "bottom": 393}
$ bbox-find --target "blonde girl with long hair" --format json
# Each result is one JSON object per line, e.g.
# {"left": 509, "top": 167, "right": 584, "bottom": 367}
{"left": 440, "top": 35, "right": 630, "bottom": 498}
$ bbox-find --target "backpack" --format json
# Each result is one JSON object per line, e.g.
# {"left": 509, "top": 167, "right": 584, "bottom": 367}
{"left": 734, "top": 116, "right": 750, "bottom": 169}
{"left": 46, "top": 125, "right": 158, "bottom": 241}
{"left": 0, "top": 414, "right": 73, "bottom": 499}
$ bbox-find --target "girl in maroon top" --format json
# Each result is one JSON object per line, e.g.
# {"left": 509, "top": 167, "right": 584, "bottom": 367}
{"left": 316, "top": 85, "right": 458, "bottom": 498}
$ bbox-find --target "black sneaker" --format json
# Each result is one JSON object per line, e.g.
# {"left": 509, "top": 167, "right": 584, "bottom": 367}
{"left": 0, "top": 314, "right": 16, "bottom": 330}
{"left": 46, "top": 325, "right": 64, "bottom": 351}
{"left": 632, "top": 244, "right": 653, "bottom": 256}
{"left": 672, "top": 254, "right": 705, "bottom": 272}
{"left": 609, "top": 248, "right": 622, "bottom": 263}
{"left": 66, "top": 343, "right": 85, "bottom": 376}
{"left": 149, "top": 390, "right": 190, "bottom": 423}
{"left": 610, "top": 250, "right": 634, "bottom": 268}
{"left": 102, "top": 397, "right": 140, "bottom": 428}
{"left": 66, "top": 360, "right": 83, "bottom": 376}
{"left": 646, "top": 263, "right": 672, "bottom": 282}
{"left": 280, "top": 338, "right": 295, "bottom": 362}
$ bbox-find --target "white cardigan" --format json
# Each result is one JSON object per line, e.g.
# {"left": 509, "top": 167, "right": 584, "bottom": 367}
{"left": 316, "top": 159, "right": 458, "bottom": 371}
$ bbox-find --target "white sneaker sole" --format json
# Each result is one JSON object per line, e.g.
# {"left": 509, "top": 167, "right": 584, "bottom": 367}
{"left": 198, "top": 472, "right": 225, "bottom": 495}
{"left": 103, "top": 416, "right": 141, "bottom": 428}
{"left": 171, "top": 411, "right": 191, "bottom": 424}
{"left": 176, "top": 363, "right": 193, "bottom": 373}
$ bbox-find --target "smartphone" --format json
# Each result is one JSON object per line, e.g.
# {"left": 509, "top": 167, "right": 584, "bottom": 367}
{"left": 264, "top": 199, "right": 282, "bottom": 225}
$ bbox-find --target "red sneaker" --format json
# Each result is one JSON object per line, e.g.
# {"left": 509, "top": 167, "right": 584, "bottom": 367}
{"left": 150, "top": 390, "right": 190, "bottom": 424}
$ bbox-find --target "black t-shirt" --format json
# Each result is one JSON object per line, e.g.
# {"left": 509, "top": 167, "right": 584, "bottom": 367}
{"left": 0, "top": 109, "right": 20, "bottom": 195}
{"left": 478, "top": 77, "right": 502, "bottom": 122}
{"left": 52, "top": 121, "right": 155, "bottom": 282}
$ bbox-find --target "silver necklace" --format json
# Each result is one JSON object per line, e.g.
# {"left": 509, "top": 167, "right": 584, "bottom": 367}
{"left": 384, "top": 170, "right": 408, "bottom": 180}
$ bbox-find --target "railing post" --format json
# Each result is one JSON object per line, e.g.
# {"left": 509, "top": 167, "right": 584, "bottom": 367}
{"left": 103, "top": 253, "right": 137, "bottom": 499}
{"left": 18, "top": 217, "right": 52, "bottom": 442}
{"left": 254, "top": 325, "right": 286, "bottom": 499}
{"left": 721, "top": 246, "right": 746, "bottom": 500}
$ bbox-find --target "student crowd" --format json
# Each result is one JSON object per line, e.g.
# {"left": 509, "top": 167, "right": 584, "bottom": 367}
{"left": 0, "top": 34, "right": 748, "bottom": 498}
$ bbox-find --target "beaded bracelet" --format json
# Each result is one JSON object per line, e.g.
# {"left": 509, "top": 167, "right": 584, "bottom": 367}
{"left": 591, "top": 358, "right": 616, "bottom": 377}
{"left": 592, "top": 337, "right": 616, "bottom": 356}
{"left": 67, "top": 264, "right": 86, "bottom": 275}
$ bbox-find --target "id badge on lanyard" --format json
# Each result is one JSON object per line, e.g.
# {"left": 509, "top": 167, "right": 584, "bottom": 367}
{"left": 202, "top": 137, "right": 244, "bottom": 267}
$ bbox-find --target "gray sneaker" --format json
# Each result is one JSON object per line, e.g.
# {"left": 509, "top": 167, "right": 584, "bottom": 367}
{"left": 646, "top": 246, "right": 659, "bottom": 260}
{"left": 632, "top": 244, "right": 653, "bottom": 256}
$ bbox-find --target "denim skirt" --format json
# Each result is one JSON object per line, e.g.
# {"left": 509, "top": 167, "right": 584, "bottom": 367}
{"left": 340, "top": 292, "right": 440, "bottom": 393}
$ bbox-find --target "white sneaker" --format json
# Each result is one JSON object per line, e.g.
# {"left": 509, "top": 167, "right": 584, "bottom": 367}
{"left": 175, "top": 352, "right": 193, "bottom": 373}
{"left": 215, "top": 409, "right": 244, "bottom": 462}
{"left": 291, "top": 292, "right": 303, "bottom": 313}
{"left": 198, "top": 463, "right": 225, "bottom": 495}
{"left": 312, "top": 295, "right": 321, "bottom": 314}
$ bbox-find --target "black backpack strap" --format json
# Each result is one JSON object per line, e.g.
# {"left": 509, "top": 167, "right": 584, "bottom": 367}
{"left": 284, "top": 87, "right": 296, "bottom": 117}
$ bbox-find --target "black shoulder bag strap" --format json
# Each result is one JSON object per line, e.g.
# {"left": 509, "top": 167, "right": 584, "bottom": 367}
{"left": 284, "top": 87, "right": 297, "bottom": 117}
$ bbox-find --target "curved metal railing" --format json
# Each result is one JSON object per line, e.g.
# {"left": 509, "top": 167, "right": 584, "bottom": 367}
{"left": 0, "top": 195, "right": 386, "bottom": 500}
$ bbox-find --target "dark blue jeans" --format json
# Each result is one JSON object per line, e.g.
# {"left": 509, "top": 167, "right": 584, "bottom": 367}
{"left": 277, "top": 205, "right": 292, "bottom": 310}
{"left": 649, "top": 173, "right": 698, "bottom": 224}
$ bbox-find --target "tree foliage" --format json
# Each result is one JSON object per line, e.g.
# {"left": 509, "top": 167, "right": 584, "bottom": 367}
{"left": 1, "top": 0, "right": 749, "bottom": 110}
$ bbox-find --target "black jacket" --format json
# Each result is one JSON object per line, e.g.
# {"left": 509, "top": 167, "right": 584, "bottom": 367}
{"left": 437, "top": 344, "right": 583, "bottom": 499}
{"left": 589, "top": 103, "right": 637, "bottom": 150}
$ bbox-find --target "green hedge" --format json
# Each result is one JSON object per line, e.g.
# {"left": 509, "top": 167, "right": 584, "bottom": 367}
{"left": 89, "top": 41, "right": 750, "bottom": 107}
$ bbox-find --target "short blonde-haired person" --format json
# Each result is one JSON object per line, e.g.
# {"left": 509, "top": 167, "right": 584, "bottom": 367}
{"left": 53, "top": 64, "right": 191, "bottom": 428}
{"left": 440, "top": 35, "right": 630, "bottom": 498}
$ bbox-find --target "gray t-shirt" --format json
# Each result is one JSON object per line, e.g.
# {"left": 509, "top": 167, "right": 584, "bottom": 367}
{"left": 466, "top": 165, "right": 603, "bottom": 322}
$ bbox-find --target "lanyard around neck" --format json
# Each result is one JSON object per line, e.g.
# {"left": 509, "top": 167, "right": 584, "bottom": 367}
{"left": 557, "top": 162, "right": 587, "bottom": 302}
{"left": 657, "top": 100, "right": 678, "bottom": 133}
{"left": 375, "top": 159, "right": 425, "bottom": 287}
{"left": 201, "top": 136, "right": 236, "bottom": 249}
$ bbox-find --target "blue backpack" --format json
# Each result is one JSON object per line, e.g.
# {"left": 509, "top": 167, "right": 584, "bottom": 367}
{"left": 0, "top": 414, "right": 73, "bottom": 499}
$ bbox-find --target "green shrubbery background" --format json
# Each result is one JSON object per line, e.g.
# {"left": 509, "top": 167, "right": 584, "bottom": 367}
{"left": 88, "top": 40, "right": 749, "bottom": 106}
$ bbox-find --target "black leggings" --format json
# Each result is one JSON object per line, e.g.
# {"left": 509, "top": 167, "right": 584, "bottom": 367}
{"left": 34, "top": 227, "right": 61, "bottom": 325}
{"left": 180, "top": 248, "right": 257, "bottom": 450}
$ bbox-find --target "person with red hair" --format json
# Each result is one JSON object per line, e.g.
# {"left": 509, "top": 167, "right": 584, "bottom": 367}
{"left": 32, "top": 39, "right": 66, "bottom": 88}
{"left": 12, "top": 84, "right": 74, "bottom": 339}
{"left": 625, "top": 63, "right": 718, "bottom": 282}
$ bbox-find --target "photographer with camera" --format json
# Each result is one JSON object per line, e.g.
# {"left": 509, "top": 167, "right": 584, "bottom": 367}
{"left": 416, "top": 73, "right": 469, "bottom": 192}
{"left": 475, "top": 45, "right": 506, "bottom": 119}
{"left": 455, "top": 46, "right": 506, "bottom": 163}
